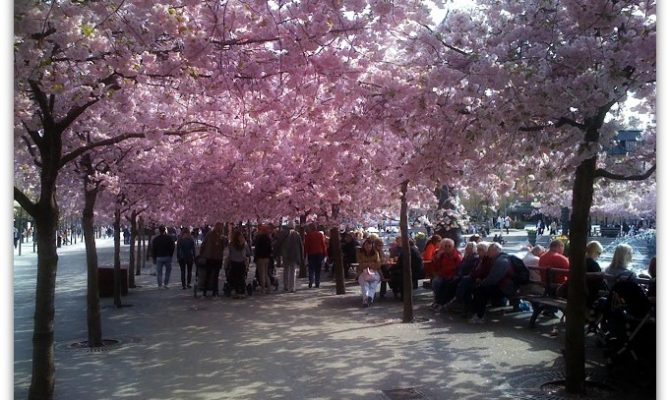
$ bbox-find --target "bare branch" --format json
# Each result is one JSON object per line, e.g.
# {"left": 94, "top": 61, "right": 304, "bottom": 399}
{"left": 419, "top": 23, "right": 469, "bottom": 56}
{"left": 594, "top": 164, "right": 656, "bottom": 181}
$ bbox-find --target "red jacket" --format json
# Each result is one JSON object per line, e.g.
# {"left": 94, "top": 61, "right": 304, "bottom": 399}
{"left": 304, "top": 231, "right": 327, "bottom": 256}
{"left": 433, "top": 249, "right": 463, "bottom": 279}
{"left": 538, "top": 251, "right": 570, "bottom": 284}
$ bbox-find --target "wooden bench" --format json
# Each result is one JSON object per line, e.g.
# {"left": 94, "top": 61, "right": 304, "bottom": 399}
{"left": 521, "top": 267, "right": 568, "bottom": 328}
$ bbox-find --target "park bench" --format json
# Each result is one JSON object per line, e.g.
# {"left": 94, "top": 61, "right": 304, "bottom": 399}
{"left": 600, "top": 227, "right": 621, "bottom": 237}
{"left": 520, "top": 267, "right": 569, "bottom": 328}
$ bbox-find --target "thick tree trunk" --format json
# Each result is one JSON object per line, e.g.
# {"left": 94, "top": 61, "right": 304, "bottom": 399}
{"left": 564, "top": 156, "right": 596, "bottom": 393}
{"left": 29, "top": 207, "right": 59, "bottom": 400}
{"left": 331, "top": 226, "right": 346, "bottom": 295}
{"left": 138, "top": 216, "right": 145, "bottom": 274}
{"left": 81, "top": 169, "right": 103, "bottom": 347}
{"left": 113, "top": 207, "right": 123, "bottom": 308}
{"left": 400, "top": 181, "right": 414, "bottom": 323}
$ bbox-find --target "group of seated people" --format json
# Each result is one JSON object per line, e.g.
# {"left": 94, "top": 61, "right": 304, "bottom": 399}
{"left": 351, "top": 229, "right": 655, "bottom": 327}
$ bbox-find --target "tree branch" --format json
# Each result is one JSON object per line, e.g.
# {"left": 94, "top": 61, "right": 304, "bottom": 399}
{"left": 14, "top": 187, "right": 38, "bottom": 218}
{"left": 28, "top": 80, "right": 56, "bottom": 132}
{"left": 419, "top": 23, "right": 469, "bottom": 56}
{"left": 594, "top": 164, "right": 656, "bottom": 181}
{"left": 60, "top": 132, "right": 145, "bottom": 168}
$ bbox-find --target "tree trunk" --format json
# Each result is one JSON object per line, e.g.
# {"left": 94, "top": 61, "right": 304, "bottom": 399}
{"left": 127, "top": 211, "right": 138, "bottom": 288}
{"left": 113, "top": 207, "right": 123, "bottom": 308}
{"left": 330, "top": 226, "right": 346, "bottom": 295}
{"left": 141, "top": 219, "right": 148, "bottom": 271}
{"left": 81, "top": 155, "right": 103, "bottom": 348}
{"left": 564, "top": 154, "right": 596, "bottom": 393}
{"left": 298, "top": 214, "right": 307, "bottom": 278}
{"left": 400, "top": 181, "right": 414, "bottom": 323}
{"left": 29, "top": 206, "right": 59, "bottom": 400}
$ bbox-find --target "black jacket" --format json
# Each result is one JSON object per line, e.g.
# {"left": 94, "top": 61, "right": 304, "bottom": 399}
{"left": 152, "top": 234, "right": 175, "bottom": 261}
{"left": 254, "top": 234, "right": 273, "bottom": 258}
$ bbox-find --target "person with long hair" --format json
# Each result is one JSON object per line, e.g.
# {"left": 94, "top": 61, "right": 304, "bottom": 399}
{"left": 357, "top": 238, "right": 382, "bottom": 307}
{"left": 228, "top": 230, "right": 252, "bottom": 298}
{"left": 198, "top": 222, "right": 227, "bottom": 296}
{"left": 605, "top": 244, "right": 635, "bottom": 288}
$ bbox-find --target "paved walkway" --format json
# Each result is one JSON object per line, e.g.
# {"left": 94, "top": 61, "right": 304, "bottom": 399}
{"left": 13, "top": 235, "right": 655, "bottom": 399}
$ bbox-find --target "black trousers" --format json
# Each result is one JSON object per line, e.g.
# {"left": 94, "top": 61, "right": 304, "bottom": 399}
{"left": 179, "top": 259, "right": 193, "bottom": 287}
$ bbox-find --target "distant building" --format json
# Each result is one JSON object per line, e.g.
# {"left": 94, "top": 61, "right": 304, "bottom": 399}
{"left": 608, "top": 129, "right": 642, "bottom": 157}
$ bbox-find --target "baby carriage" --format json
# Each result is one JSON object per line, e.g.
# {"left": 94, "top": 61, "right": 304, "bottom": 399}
{"left": 592, "top": 275, "right": 655, "bottom": 381}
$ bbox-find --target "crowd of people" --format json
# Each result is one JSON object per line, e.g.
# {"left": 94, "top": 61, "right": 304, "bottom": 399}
{"left": 146, "top": 222, "right": 655, "bottom": 326}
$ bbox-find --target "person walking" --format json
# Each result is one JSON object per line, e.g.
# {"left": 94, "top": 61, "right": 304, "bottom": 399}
{"left": 304, "top": 223, "right": 327, "bottom": 288}
{"left": 228, "top": 230, "right": 252, "bottom": 299}
{"left": 254, "top": 225, "right": 273, "bottom": 294}
{"left": 152, "top": 226, "right": 175, "bottom": 289}
{"left": 278, "top": 223, "right": 304, "bottom": 293}
{"left": 198, "top": 222, "right": 226, "bottom": 296}
{"left": 176, "top": 227, "right": 197, "bottom": 289}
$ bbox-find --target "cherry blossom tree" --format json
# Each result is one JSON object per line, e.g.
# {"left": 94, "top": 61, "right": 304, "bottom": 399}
{"left": 405, "top": 0, "right": 655, "bottom": 392}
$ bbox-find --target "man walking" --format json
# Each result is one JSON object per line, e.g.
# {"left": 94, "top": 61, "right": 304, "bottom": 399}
{"left": 152, "top": 225, "right": 175, "bottom": 289}
{"left": 279, "top": 223, "right": 304, "bottom": 293}
{"left": 304, "top": 223, "right": 327, "bottom": 288}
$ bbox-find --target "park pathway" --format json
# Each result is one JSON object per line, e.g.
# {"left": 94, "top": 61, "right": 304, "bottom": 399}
{"left": 13, "top": 234, "right": 652, "bottom": 399}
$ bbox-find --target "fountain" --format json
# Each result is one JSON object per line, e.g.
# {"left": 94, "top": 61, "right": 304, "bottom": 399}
{"left": 597, "top": 229, "right": 656, "bottom": 276}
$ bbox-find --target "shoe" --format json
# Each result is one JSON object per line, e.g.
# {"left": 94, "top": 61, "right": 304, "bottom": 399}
{"left": 367, "top": 296, "right": 373, "bottom": 305}
{"left": 315, "top": 284, "right": 319, "bottom": 288}
{"left": 362, "top": 298, "right": 369, "bottom": 307}
{"left": 164, "top": 285, "right": 169, "bottom": 289}
{"left": 308, "top": 283, "right": 313, "bottom": 288}
{"left": 182, "top": 286, "right": 187, "bottom": 290}
{"left": 187, "top": 284, "right": 192, "bottom": 288}
{"left": 469, "top": 315, "right": 485, "bottom": 324}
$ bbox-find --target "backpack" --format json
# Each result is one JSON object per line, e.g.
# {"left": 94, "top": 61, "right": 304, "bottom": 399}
{"left": 508, "top": 254, "right": 530, "bottom": 285}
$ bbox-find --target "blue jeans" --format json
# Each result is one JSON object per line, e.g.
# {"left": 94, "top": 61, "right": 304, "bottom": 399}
{"left": 307, "top": 254, "right": 324, "bottom": 286}
{"left": 155, "top": 257, "right": 172, "bottom": 286}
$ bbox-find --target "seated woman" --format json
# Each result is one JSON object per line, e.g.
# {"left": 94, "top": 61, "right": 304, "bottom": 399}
{"left": 447, "top": 242, "right": 490, "bottom": 313}
{"left": 430, "top": 238, "right": 462, "bottom": 309}
{"left": 433, "top": 241, "right": 477, "bottom": 311}
{"left": 389, "top": 239, "right": 424, "bottom": 299}
{"left": 357, "top": 238, "right": 382, "bottom": 307}
{"left": 605, "top": 244, "right": 635, "bottom": 288}
{"left": 421, "top": 234, "right": 442, "bottom": 280}
{"left": 522, "top": 245, "right": 545, "bottom": 282}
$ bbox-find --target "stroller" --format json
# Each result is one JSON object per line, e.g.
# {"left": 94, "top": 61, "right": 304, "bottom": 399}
{"left": 591, "top": 276, "right": 655, "bottom": 379}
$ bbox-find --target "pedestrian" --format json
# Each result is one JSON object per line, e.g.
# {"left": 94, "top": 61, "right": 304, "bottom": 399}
{"left": 227, "top": 230, "right": 252, "bottom": 299}
{"left": 254, "top": 225, "right": 273, "bottom": 294}
{"left": 198, "top": 222, "right": 226, "bottom": 296}
{"left": 304, "top": 223, "right": 327, "bottom": 288}
{"left": 278, "top": 223, "right": 303, "bottom": 293}
{"left": 152, "top": 225, "right": 175, "bottom": 289}
{"left": 176, "top": 227, "right": 196, "bottom": 289}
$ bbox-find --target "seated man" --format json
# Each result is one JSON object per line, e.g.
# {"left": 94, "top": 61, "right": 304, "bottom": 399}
{"left": 469, "top": 243, "right": 514, "bottom": 323}
{"left": 538, "top": 239, "right": 570, "bottom": 288}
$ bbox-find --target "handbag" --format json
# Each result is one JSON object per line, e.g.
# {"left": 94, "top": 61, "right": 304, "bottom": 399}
{"left": 362, "top": 267, "right": 377, "bottom": 282}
